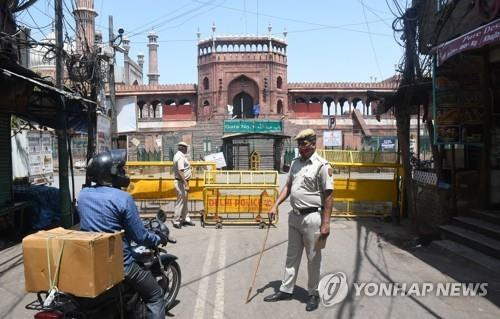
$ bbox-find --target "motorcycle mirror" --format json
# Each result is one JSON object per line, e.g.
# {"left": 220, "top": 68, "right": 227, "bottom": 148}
{"left": 157, "top": 210, "right": 167, "bottom": 223}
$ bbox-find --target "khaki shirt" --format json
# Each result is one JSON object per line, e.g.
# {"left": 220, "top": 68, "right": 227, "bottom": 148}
{"left": 173, "top": 151, "right": 192, "bottom": 180}
{"left": 287, "top": 152, "right": 334, "bottom": 210}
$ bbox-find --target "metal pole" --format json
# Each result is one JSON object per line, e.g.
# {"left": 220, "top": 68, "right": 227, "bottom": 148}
{"left": 417, "top": 104, "right": 421, "bottom": 162}
{"left": 108, "top": 16, "right": 117, "bottom": 149}
{"left": 55, "top": 0, "right": 72, "bottom": 227}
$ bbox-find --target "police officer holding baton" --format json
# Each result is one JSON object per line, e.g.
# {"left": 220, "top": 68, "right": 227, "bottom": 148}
{"left": 264, "top": 129, "right": 334, "bottom": 312}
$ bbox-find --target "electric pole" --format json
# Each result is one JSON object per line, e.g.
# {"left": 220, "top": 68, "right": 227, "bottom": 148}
{"left": 55, "top": 0, "right": 72, "bottom": 227}
{"left": 108, "top": 15, "right": 117, "bottom": 149}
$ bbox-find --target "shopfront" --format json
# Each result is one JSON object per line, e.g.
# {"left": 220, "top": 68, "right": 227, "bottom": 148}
{"left": 432, "top": 18, "right": 500, "bottom": 208}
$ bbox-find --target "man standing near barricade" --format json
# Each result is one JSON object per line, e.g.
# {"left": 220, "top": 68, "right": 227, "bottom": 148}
{"left": 264, "top": 129, "right": 334, "bottom": 312}
{"left": 173, "top": 141, "right": 195, "bottom": 229}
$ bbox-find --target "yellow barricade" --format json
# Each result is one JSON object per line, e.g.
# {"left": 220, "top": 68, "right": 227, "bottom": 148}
{"left": 330, "top": 162, "right": 403, "bottom": 217}
{"left": 317, "top": 150, "right": 398, "bottom": 164}
{"left": 124, "top": 161, "right": 216, "bottom": 213}
{"left": 204, "top": 170, "right": 278, "bottom": 186}
{"left": 317, "top": 150, "right": 403, "bottom": 218}
{"left": 202, "top": 170, "right": 279, "bottom": 228}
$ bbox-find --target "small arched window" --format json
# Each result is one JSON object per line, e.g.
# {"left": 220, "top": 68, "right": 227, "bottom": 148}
{"left": 203, "top": 77, "right": 209, "bottom": 90}
{"left": 277, "top": 76, "right": 283, "bottom": 89}
{"left": 277, "top": 100, "right": 283, "bottom": 114}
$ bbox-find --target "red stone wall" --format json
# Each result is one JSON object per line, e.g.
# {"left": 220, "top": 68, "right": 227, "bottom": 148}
{"left": 292, "top": 102, "right": 322, "bottom": 118}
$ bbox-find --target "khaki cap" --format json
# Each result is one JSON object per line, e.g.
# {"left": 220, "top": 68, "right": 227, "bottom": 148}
{"left": 295, "top": 129, "right": 316, "bottom": 140}
{"left": 178, "top": 141, "right": 188, "bottom": 147}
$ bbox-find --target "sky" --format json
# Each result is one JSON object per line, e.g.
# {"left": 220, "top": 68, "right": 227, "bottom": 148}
{"left": 16, "top": 0, "right": 408, "bottom": 84}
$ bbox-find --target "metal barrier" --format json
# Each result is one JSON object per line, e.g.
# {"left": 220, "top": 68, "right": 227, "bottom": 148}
{"left": 125, "top": 161, "right": 216, "bottom": 214}
{"left": 317, "top": 150, "right": 398, "bottom": 164}
{"left": 317, "top": 150, "right": 403, "bottom": 218}
{"left": 202, "top": 170, "right": 279, "bottom": 228}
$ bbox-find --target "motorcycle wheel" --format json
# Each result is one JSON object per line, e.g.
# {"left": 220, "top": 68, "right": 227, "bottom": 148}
{"left": 159, "top": 261, "right": 181, "bottom": 311}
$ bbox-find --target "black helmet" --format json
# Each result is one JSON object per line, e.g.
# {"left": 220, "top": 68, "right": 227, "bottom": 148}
{"left": 86, "top": 149, "right": 130, "bottom": 188}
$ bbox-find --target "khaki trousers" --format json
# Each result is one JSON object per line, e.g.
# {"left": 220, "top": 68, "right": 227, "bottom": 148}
{"left": 173, "top": 180, "right": 190, "bottom": 223}
{"left": 279, "top": 211, "right": 322, "bottom": 296}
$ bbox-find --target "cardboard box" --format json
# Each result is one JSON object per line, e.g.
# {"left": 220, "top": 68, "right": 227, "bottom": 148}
{"left": 22, "top": 227, "right": 124, "bottom": 298}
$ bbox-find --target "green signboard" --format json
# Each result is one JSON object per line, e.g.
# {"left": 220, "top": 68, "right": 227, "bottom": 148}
{"left": 223, "top": 120, "right": 283, "bottom": 133}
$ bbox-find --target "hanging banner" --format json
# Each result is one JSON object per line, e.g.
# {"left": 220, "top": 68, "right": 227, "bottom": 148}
{"left": 116, "top": 96, "right": 137, "bottom": 133}
{"left": 97, "top": 114, "right": 111, "bottom": 152}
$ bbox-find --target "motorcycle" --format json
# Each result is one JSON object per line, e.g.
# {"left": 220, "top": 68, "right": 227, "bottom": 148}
{"left": 25, "top": 211, "right": 181, "bottom": 319}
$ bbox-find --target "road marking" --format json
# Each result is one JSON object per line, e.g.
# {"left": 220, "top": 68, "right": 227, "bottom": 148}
{"left": 193, "top": 232, "right": 216, "bottom": 319}
{"left": 213, "top": 235, "right": 226, "bottom": 319}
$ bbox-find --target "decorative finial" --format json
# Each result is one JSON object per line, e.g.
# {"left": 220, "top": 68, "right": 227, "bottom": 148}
{"left": 197, "top": 26, "right": 201, "bottom": 39}
{"left": 212, "top": 22, "right": 216, "bottom": 33}
{"left": 267, "top": 23, "right": 272, "bottom": 34}
{"left": 283, "top": 27, "right": 287, "bottom": 38}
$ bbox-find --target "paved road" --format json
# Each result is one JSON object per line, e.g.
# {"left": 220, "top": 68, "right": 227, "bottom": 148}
{"left": 1, "top": 175, "right": 500, "bottom": 318}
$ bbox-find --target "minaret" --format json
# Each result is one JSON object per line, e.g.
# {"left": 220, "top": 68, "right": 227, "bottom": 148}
{"left": 122, "top": 36, "right": 130, "bottom": 84}
{"left": 73, "top": 0, "right": 98, "bottom": 53}
{"left": 147, "top": 31, "right": 159, "bottom": 85}
{"left": 137, "top": 52, "right": 144, "bottom": 70}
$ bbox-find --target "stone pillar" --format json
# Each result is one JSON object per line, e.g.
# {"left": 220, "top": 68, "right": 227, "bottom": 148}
{"left": 147, "top": 31, "right": 160, "bottom": 85}
{"left": 73, "top": 0, "right": 98, "bottom": 53}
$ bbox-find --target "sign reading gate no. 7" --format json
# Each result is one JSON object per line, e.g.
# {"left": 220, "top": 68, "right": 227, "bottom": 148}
{"left": 324, "top": 130, "right": 342, "bottom": 147}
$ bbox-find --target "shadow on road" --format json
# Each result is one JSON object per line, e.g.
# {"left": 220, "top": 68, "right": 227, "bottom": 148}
{"left": 247, "top": 280, "right": 309, "bottom": 304}
{"left": 334, "top": 218, "right": 500, "bottom": 319}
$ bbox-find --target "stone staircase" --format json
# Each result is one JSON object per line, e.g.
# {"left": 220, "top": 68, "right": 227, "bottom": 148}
{"left": 432, "top": 209, "right": 500, "bottom": 273}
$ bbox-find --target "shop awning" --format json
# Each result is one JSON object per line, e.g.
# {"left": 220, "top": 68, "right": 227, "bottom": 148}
{"left": 0, "top": 67, "right": 95, "bottom": 129}
{"left": 432, "top": 18, "right": 500, "bottom": 66}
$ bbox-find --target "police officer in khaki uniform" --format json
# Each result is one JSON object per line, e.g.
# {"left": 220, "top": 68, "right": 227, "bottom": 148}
{"left": 264, "top": 129, "right": 334, "bottom": 312}
{"left": 173, "top": 142, "right": 194, "bottom": 229}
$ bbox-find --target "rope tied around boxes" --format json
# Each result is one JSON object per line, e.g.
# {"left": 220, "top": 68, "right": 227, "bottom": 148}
{"left": 45, "top": 236, "right": 66, "bottom": 296}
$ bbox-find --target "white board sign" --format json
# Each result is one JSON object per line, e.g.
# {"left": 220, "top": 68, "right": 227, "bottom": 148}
{"left": 203, "top": 152, "right": 227, "bottom": 169}
{"left": 323, "top": 130, "right": 342, "bottom": 147}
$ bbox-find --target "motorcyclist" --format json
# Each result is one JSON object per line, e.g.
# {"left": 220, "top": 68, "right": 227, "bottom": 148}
{"left": 77, "top": 150, "right": 166, "bottom": 319}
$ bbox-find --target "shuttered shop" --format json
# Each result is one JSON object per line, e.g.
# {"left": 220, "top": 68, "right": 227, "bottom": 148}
{"left": 0, "top": 114, "right": 12, "bottom": 205}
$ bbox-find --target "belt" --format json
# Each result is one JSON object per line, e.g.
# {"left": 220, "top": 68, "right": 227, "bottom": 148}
{"left": 295, "top": 207, "right": 321, "bottom": 215}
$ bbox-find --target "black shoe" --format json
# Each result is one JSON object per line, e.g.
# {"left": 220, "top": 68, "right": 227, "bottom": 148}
{"left": 182, "top": 220, "right": 195, "bottom": 226}
{"left": 263, "top": 291, "right": 292, "bottom": 302}
{"left": 305, "top": 295, "right": 319, "bottom": 312}
{"left": 172, "top": 222, "right": 181, "bottom": 229}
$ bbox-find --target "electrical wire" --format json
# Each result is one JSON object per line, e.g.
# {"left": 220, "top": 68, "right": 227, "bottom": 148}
{"left": 126, "top": 1, "right": 213, "bottom": 38}
{"left": 26, "top": 8, "right": 48, "bottom": 40}
{"left": 150, "top": 0, "right": 227, "bottom": 35}
{"left": 357, "top": 0, "right": 392, "bottom": 29}
{"left": 360, "top": 0, "right": 383, "bottom": 80}
{"left": 191, "top": 0, "right": 393, "bottom": 38}
{"left": 124, "top": 1, "right": 199, "bottom": 36}
{"left": 243, "top": 0, "right": 247, "bottom": 34}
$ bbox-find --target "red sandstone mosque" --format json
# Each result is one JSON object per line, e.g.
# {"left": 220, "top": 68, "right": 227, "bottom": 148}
{"left": 30, "top": 1, "right": 404, "bottom": 171}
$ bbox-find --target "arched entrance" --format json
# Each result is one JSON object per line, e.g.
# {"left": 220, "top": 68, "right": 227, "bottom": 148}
{"left": 233, "top": 92, "right": 254, "bottom": 119}
{"left": 227, "top": 75, "right": 259, "bottom": 118}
